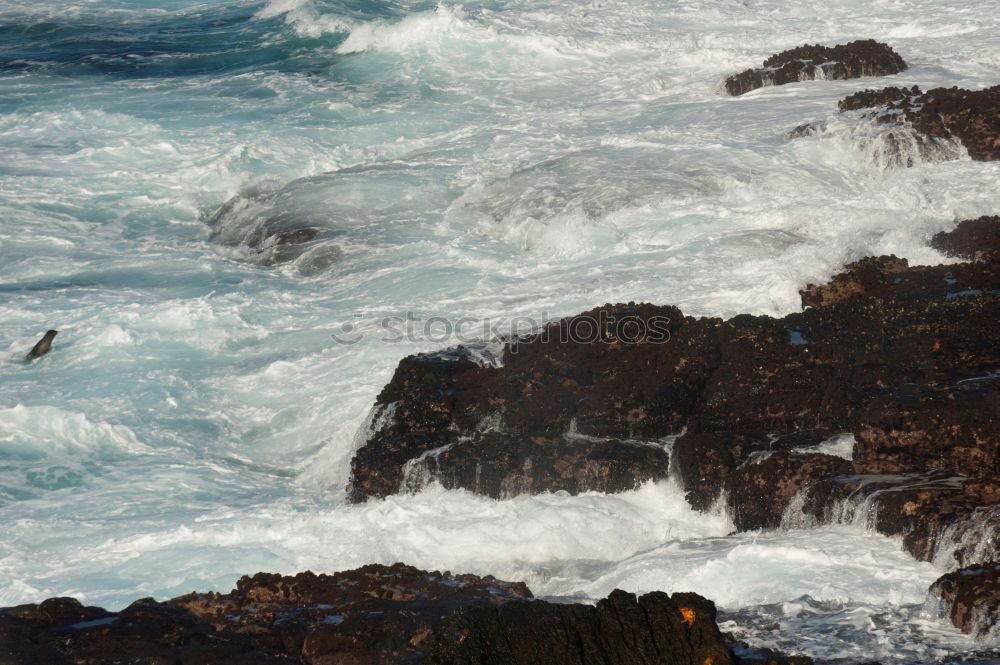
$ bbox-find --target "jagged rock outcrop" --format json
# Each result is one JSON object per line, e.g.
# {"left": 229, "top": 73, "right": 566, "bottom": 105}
{"left": 725, "top": 452, "right": 853, "bottom": 531}
{"left": 0, "top": 564, "right": 810, "bottom": 665}
{"left": 724, "top": 40, "right": 906, "bottom": 96}
{"left": 431, "top": 589, "right": 736, "bottom": 665}
{"left": 349, "top": 218, "right": 1000, "bottom": 575}
{"left": 351, "top": 262, "right": 999, "bottom": 493}
{"left": 781, "top": 472, "right": 999, "bottom": 567}
{"left": 348, "top": 303, "right": 709, "bottom": 502}
{"left": 930, "top": 562, "right": 1000, "bottom": 639}
{"left": 796, "top": 254, "right": 998, "bottom": 307}
{"left": 0, "top": 563, "right": 530, "bottom": 665}
{"left": 835, "top": 85, "right": 1000, "bottom": 161}
{"left": 397, "top": 431, "right": 672, "bottom": 499}
{"left": 931, "top": 215, "right": 1000, "bottom": 261}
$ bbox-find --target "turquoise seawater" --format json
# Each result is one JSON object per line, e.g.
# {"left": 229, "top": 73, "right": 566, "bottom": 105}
{"left": 1, "top": 0, "right": 999, "bottom": 661}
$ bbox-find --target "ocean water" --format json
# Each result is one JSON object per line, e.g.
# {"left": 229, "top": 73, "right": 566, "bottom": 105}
{"left": 1, "top": 0, "right": 999, "bottom": 661}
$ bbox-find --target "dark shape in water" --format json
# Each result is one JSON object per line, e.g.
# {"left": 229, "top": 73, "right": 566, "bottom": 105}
{"left": 25, "top": 330, "right": 57, "bottom": 361}
{"left": 206, "top": 184, "right": 340, "bottom": 271}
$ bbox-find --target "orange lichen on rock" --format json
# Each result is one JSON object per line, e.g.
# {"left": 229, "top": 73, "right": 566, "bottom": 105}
{"left": 680, "top": 607, "right": 696, "bottom": 627}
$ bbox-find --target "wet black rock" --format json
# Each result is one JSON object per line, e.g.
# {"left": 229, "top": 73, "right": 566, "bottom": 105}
{"left": 724, "top": 40, "right": 906, "bottom": 96}
{"left": 348, "top": 303, "right": 710, "bottom": 503}
{"left": 781, "top": 472, "right": 999, "bottom": 567}
{"left": 836, "top": 85, "right": 1000, "bottom": 161}
{"left": 397, "top": 431, "right": 672, "bottom": 499}
{"left": 431, "top": 589, "right": 738, "bottom": 665}
{"left": 930, "top": 562, "right": 1000, "bottom": 639}
{"left": 725, "top": 452, "right": 853, "bottom": 531}
{"left": 931, "top": 216, "right": 1000, "bottom": 262}
{"left": 348, "top": 217, "right": 1000, "bottom": 574}
{"left": 0, "top": 564, "right": 812, "bottom": 665}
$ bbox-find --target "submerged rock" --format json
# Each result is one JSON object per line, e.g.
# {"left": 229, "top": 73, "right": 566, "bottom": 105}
{"left": 0, "top": 564, "right": 810, "bottom": 665}
{"left": 930, "top": 562, "right": 1000, "bottom": 639}
{"left": 834, "top": 85, "right": 1000, "bottom": 162}
{"left": 206, "top": 184, "right": 341, "bottom": 271}
{"left": 724, "top": 40, "right": 906, "bottom": 96}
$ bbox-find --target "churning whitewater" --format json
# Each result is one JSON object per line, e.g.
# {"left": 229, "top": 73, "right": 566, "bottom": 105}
{"left": 1, "top": 0, "right": 999, "bottom": 662}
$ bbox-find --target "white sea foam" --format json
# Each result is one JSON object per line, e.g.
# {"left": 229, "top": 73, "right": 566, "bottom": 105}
{"left": 256, "top": 0, "right": 353, "bottom": 38}
{"left": 793, "top": 432, "right": 855, "bottom": 460}
{"left": 336, "top": 3, "right": 577, "bottom": 65}
{"left": 0, "top": 405, "right": 148, "bottom": 458}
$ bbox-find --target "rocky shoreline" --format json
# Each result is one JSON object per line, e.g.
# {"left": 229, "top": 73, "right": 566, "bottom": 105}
{"left": 0, "top": 563, "right": 810, "bottom": 665}
{"left": 344, "top": 215, "right": 999, "bottom": 645}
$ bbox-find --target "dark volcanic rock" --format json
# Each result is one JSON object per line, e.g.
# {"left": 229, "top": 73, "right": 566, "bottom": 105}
{"left": 853, "top": 384, "right": 1000, "bottom": 481}
{"left": 0, "top": 563, "right": 531, "bottom": 665}
{"left": 348, "top": 217, "right": 1000, "bottom": 594}
{"left": 724, "top": 40, "right": 906, "bottom": 96}
{"left": 725, "top": 452, "right": 853, "bottom": 531}
{"left": 799, "top": 254, "right": 1000, "bottom": 308}
{"left": 799, "top": 255, "right": 909, "bottom": 308}
{"left": 399, "top": 432, "right": 672, "bottom": 499}
{"left": 930, "top": 562, "right": 1000, "bottom": 639}
{"left": 783, "top": 472, "right": 1000, "bottom": 567}
{"left": 836, "top": 84, "right": 1000, "bottom": 161}
{"left": 837, "top": 85, "right": 920, "bottom": 112}
{"left": 673, "top": 431, "right": 770, "bottom": 511}
{"left": 431, "top": 589, "right": 738, "bottom": 665}
{"left": 172, "top": 563, "right": 531, "bottom": 665}
{"left": 351, "top": 229, "right": 1000, "bottom": 517}
{"left": 0, "top": 565, "right": 808, "bottom": 665}
{"left": 931, "top": 215, "right": 1000, "bottom": 261}
{"left": 348, "top": 303, "right": 711, "bottom": 502}
{"left": 0, "top": 595, "right": 283, "bottom": 665}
